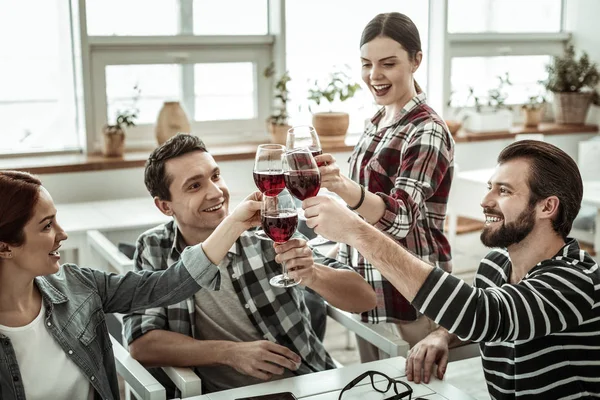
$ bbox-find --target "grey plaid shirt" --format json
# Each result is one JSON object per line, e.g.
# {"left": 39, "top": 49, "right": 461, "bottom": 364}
{"left": 123, "top": 220, "right": 348, "bottom": 374}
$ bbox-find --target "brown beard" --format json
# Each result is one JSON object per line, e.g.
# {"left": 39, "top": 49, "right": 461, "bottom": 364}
{"left": 480, "top": 205, "right": 536, "bottom": 248}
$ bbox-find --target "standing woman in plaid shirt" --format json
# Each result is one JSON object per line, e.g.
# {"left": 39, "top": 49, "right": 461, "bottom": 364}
{"left": 316, "top": 12, "right": 455, "bottom": 362}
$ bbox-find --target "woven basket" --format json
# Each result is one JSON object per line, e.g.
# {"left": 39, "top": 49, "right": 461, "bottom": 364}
{"left": 552, "top": 92, "right": 593, "bottom": 124}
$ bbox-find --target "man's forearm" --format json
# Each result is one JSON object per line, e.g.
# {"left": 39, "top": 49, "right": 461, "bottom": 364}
{"left": 350, "top": 222, "right": 434, "bottom": 302}
{"left": 129, "top": 329, "right": 234, "bottom": 368}
{"left": 307, "top": 265, "right": 377, "bottom": 313}
{"left": 201, "top": 215, "right": 245, "bottom": 265}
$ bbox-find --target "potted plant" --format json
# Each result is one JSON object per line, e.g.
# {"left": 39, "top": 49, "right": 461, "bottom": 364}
{"left": 264, "top": 65, "right": 291, "bottom": 145}
{"left": 521, "top": 95, "right": 547, "bottom": 127}
{"left": 102, "top": 85, "right": 140, "bottom": 157}
{"left": 454, "top": 73, "right": 514, "bottom": 132}
{"left": 308, "top": 66, "right": 361, "bottom": 141}
{"left": 541, "top": 44, "right": 600, "bottom": 124}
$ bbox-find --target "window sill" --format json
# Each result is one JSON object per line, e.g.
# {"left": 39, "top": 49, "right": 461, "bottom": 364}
{"left": 3, "top": 123, "right": 595, "bottom": 175}
{"left": 0, "top": 139, "right": 359, "bottom": 175}
{"left": 453, "top": 123, "right": 598, "bottom": 143}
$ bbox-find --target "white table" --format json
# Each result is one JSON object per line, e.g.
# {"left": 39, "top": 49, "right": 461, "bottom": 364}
{"left": 56, "top": 197, "right": 171, "bottom": 266}
{"left": 188, "top": 356, "right": 476, "bottom": 399}
{"left": 448, "top": 168, "right": 600, "bottom": 253}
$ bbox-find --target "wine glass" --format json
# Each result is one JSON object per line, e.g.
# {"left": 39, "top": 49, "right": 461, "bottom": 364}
{"left": 283, "top": 148, "right": 321, "bottom": 201}
{"left": 262, "top": 189, "right": 300, "bottom": 288}
{"left": 286, "top": 125, "right": 323, "bottom": 165}
{"left": 252, "top": 144, "right": 286, "bottom": 240}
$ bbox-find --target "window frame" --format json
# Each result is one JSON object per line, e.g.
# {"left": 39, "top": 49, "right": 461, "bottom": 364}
{"left": 76, "top": 0, "right": 279, "bottom": 153}
{"left": 427, "top": 0, "right": 571, "bottom": 120}
{"left": 88, "top": 35, "right": 274, "bottom": 150}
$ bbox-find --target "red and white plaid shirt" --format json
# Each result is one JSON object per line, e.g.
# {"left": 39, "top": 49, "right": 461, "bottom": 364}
{"left": 339, "top": 92, "right": 454, "bottom": 323}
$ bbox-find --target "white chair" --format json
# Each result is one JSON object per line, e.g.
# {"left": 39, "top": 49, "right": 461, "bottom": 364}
{"left": 111, "top": 333, "right": 166, "bottom": 400}
{"left": 87, "top": 230, "right": 203, "bottom": 398}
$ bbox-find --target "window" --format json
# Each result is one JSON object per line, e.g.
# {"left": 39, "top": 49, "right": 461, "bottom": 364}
{"left": 450, "top": 56, "right": 551, "bottom": 106}
{"left": 448, "top": 0, "right": 562, "bottom": 33}
{"left": 193, "top": 0, "right": 268, "bottom": 35}
{"left": 86, "top": 0, "right": 179, "bottom": 36}
{"left": 0, "top": 0, "right": 81, "bottom": 154}
{"left": 86, "top": 0, "right": 268, "bottom": 36}
{"left": 87, "top": 2, "right": 272, "bottom": 150}
{"left": 194, "top": 63, "right": 256, "bottom": 121}
{"left": 285, "top": 1, "right": 429, "bottom": 134}
{"left": 443, "top": 0, "right": 568, "bottom": 120}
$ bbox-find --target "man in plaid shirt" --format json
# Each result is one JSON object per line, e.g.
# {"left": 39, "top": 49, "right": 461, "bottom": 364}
{"left": 122, "top": 134, "right": 376, "bottom": 394}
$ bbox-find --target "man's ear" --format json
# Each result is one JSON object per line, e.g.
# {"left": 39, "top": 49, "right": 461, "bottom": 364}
{"left": 154, "top": 197, "right": 174, "bottom": 217}
{"left": 539, "top": 196, "right": 560, "bottom": 221}
{"left": 0, "top": 242, "right": 13, "bottom": 259}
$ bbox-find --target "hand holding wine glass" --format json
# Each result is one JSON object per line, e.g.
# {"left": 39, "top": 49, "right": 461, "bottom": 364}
{"left": 252, "top": 144, "right": 286, "bottom": 240}
{"left": 314, "top": 152, "right": 347, "bottom": 194}
{"left": 262, "top": 189, "right": 300, "bottom": 288}
{"left": 274, "top": 238, "right": 317, "bottom": 286}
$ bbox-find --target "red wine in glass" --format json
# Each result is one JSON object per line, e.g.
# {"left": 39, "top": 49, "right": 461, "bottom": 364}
{"left": 309, "top": 146, "right": 325, "bottom": 167}
{"left": 253, "top": 171, "right": 285, "bottom": 195}
{"left": 284, "top": 171, "right": 321, "bottom": 200}
{"left": 253, "top": 144, "right": 286, "bottom": 240}
{"left": 262, "top": 190, "right": 300, "bottom": 288}
{"left": 261, "top": 210, "right": 298, "bottom": 243}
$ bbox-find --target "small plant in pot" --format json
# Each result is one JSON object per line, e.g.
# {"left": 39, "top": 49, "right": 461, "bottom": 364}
{"left": 453, "top": 73, "right": 514, "bottom": 133}
{"left": 264, "top": 65, "right": 291, "bottom": 145}
{"left": 103, "top": 85, "right": 140, "bottom": 157}
{"left": 521, "top": 95, "right": 547, "bottom": 127}
{"left": 541, "top": 44, "right": 600, "bottom": 124}
{"left": 307, "top": 66, "right": 361, "bottom": 142}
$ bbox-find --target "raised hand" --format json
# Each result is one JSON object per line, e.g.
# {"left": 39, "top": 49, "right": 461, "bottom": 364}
{"left": 315, "top": 153, "right": 347, "bottom": 194}
{"left": 302, "top": 195, "right": 365, "bottom": 245}
{"left": 229, "top": 191, "right": 263, "bottom": 229}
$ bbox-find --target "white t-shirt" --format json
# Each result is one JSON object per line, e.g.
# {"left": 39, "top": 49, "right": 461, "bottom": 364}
{"left": 0, "top": 301, "right": 94, "bottom": 400}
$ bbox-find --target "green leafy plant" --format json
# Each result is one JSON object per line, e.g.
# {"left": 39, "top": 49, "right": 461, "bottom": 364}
{"left": 308, "top": 66, "right": 361, "bottom": 112}
{"left": 541, "top": 44, "right": 600, "bottom": 105}
{"left": 521, "top": 94, "right": 547, "bottom": 111}
{"left": 448, "top": 72, "right": 513, "bottom": 117}
{"left": 105, "top": 85, "right": 141, "bottom": 134}
{"left": 264, "top": 65, "right": 291, "bottom": 126}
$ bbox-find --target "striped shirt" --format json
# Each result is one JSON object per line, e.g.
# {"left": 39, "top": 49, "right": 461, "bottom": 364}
{"left": 412, "top": 238, "right": 600, "bottom": 399}
{"left": 340, "top": 92, "right": 454, "bottom": 323}
{"left": 123, "top": 221, "right": 352, "bottom": 377}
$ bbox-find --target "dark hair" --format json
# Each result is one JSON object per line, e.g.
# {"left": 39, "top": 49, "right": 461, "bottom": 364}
{"left": 144, "top": 133, "right": 208, "bottom": 200}
{"left": 497, "top": 140, "right": 583, "bottom": 239}
{"left": 0, "top": 171, "right": 42, "bottom": 246}
{"left": 360, "top": 12, "right": 423, "bottom": 93}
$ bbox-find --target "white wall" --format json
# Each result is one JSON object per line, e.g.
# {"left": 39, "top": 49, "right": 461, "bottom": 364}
{"left": 565, "top": 0, "right": 600, "bottom": 125}
{"left": 42, "top": 152, "right": 353, "bottom": 205}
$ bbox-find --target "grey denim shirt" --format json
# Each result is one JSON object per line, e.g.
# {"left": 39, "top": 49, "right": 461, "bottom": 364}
{"left": 0, "top": 244, "right": 220, "bottom": 400}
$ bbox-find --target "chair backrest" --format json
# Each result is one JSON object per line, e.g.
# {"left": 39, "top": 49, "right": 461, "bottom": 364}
{"left": 111, "top": 334, "right": 166, "bottom": 400}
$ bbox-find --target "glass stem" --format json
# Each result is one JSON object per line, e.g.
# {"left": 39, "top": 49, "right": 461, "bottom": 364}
{"left": 281, "top": 260, "right": 289, "bottom": 279}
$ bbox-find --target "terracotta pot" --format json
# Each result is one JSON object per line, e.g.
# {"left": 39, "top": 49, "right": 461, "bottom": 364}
{"left": 552, "top": 92, "right": 593, "bottom": 125}
{"left": 312, "top": 112, "right": 349, "bottom": 138}
{"left": 267, "top": 123, "right": 290, "bottom": 145}
{"left": 155, "top": 101, "right": 191, "bottom": 145}
{"left": 522, "top": 108, "right": 544, "bottom": 127}
{"left": 102, "top": 126, "right": 125, "bottom": 157}
{"left": 444, "top": 120, "right": 462, "bottom": 135}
